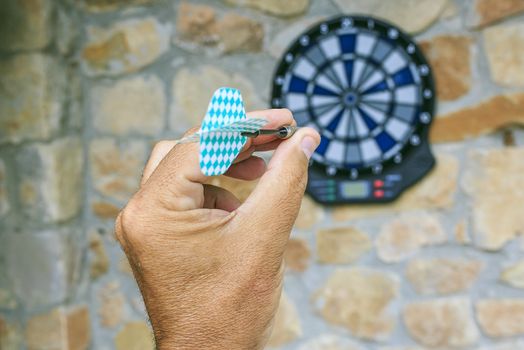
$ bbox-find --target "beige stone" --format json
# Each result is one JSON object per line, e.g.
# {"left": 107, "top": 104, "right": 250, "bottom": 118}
{"left": 98, "top": 281, "right": 125, "bottom": 328}
{"left": 90, "top": 138, "right": 147, "bottom": 202}
{"left": 298, "top": 334, "right": 363, "bottom": 350}
{"left": 17, "top": 136, "right": 83, "bottom": 222}
{"left": 175, "top": 3, "right": 263, "bottom": 54}
{"left": 66, "top": 306, "right": 91, "bottom": 350}
{"left": 462, "top": 148, "right": 524, "bottom": 250}
{"left": 316, "top": 227, "right": 371, "bottom": 264}
{"left": 224, "top": 0, "right": 309, "bottom": 17}
{"left": 217, "top": 13, "right": 263, "bottom": 54}
{"left": 420, "top": 36, "right": 472, "bottom": 101}
{"left": 269, "top": 16, "right": 325, "bottom": 58}
{"left": 115, "top": 322, "right": 155, "bottom": 350}
{"left": 477, "top": 299, "right": 524, "bottom": 337}
{"left": 91, "top": 75, "right": 165, "bottom": 136}
{"left": 284, "top": 238, "right": 311, "bottom": 272}
{"left": 406, "top": 258, "right": 483, "bottom": 295}
{"left": 466, "top": 0, "right": 524, "bottom": 28}
{"left": 314, "top": 268, "right": 398, "bottom": 341}
{"left": 0, "top": 160, "right": 8, "bottom": 217}
{"left": 500, "top": 260, "right": 524, "bottom": 289}
{"left": 267, "top": 292, "right": 302, "bottom": 347}
{"left": 484, "top": 22, "right": 524, "bottom": 87}
{"left": 454, "top": 219, "right": 471, "bottom": 244}
{"left": 0, "top": 317, "right": 22, "bottom": 350}
{"left": 171, "top": 65, "right": 264, "bottom": 129}
{"left": 432, "top": 93, "right": 524, "bottom": 143}
{"left": 403, "top": 298, "right": 479, "bottom": 347}
{"left": 295, "top": 195, "right": 324, "bottom": 230}
{"left": 82, "top": 17, "right": 169, "bottom": 76}
{"left": 331, "top": 0, "right": 448, "bottom": 33}
{"left": 0, "top": 0, "right": 53, "bottom": 51}
{"left": 89, "top": 230, "right": 109, "bottom": 280}
{"left": 92, "top": 201, "right": 120, "bottom": 220}
{"left": 333, "top": 154, "right": 458, "bottom": 221}
{"left": 0, "top": 54, "right": 65, "bottom": 144}
{"left": 476, "top": 340, "right": 524, "bottom": 350}
{"left": 440, "top": 0, "right": 459, "bottom": 19}
{"left": 25, "top": 306, "right": 90, "bottom": 350}
{"left": 84, "top": 0, "right": 155, "bottom": 12}
{"left": 376, "top": 212, "right": 446, "bottom": 263}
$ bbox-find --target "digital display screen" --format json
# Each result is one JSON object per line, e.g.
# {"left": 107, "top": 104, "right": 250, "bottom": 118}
{"left": 339, "top": 181, "right": 370, "bottom": 199}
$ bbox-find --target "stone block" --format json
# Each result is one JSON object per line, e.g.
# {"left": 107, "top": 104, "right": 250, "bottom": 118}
{"left": 115, "top": 322, "right": 154, "bottom": 350}
{"left": 431, "top": 93, "right": 524, "bottom": 143}
{"left": 420, "top": 35, "right": 472, "bottom": 101}
{"left": 314, "top": 268, "right": 398, "bottom": 341}
{"left": 0, "top": 317, "right": 22, "bottom": 350}
{"left": 15, "top": 136, "right": 83, "bottom": 223}
{"left": 89, "top": 138, "right": 147, "bottom": 202}
{"left": 98, "top": 281, "right": 125, "bottom": 328}
{"left": 403, "top": 298, "right": 479, "bottom": 347}
{"left": 500, "top": 260, "right": 524, "bottom": 289}
{"left": 375, "top": 212, "right": 446, "bottom": 263}
{"left": 0, "top": 0, "right": 53, "bottom": 51}
{"left": 175, "top": 3, "right": 263, "bottom": 54}
{"left": 224, "top": 0, "right": 309, "bottom": 17}
{"left": 462, "top": 148, "right": 524, "bottom": 250}
{"left": 91, "top": 75, "right": 165, "bottom": 136}
{"left": 0, "top": 54, "right": 65, "bottom": 144}
{"left": 25, "top": 305, "right": 90, "bottom": 350}
{"left": 406, "top": 258, "right": 483, "bottom": 295}
{"left": 1, "top": 228, "right": 81, "bottom": 310}
{"left": 81, "top": 17, "right": 170, "bottom": 77}
{"left": 284, "top": 238, "right": 310, "bottom": 272}
{"left": 466, "top": 0, "right": 524, "bottom": 28}
{"left": 316, "top": 227, "right": 371, "bottom": 264}
{"left": 477, "top": 299, "right": 524, "bottom": 337}
{"left": 171, "top": 66, "right": 264, "bottom": 130}
{"left": 484, "top": 22, "right": 524, "bottom": 87}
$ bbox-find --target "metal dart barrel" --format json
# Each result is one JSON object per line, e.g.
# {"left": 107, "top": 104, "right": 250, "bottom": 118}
{"left": 241, "top": 125, "right": 297, "bottom": 139}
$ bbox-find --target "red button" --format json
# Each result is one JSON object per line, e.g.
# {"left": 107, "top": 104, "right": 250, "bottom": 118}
{"left": 374, "top": 190, "right": 384, "bottom": 198}
{"left": 374, "top": 180, "right": 384, "bottom": 188}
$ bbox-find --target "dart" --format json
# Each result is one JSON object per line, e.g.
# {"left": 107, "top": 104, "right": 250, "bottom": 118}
{"left": 174, "top": 87, "right": 297, "bottom": 176}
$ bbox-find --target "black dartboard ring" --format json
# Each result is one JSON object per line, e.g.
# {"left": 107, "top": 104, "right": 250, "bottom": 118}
{"left": 271, "top": 15, "right": 436, "bottom": 204}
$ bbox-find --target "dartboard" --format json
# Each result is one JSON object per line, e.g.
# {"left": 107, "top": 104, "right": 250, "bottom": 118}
{"left": 271, "top": 16, "right": 436, "bottom": 204}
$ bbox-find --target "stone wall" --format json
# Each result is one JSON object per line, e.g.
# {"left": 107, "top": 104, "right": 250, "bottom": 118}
{"left": 0, "top": 0, "right": 523, "bottom": 349}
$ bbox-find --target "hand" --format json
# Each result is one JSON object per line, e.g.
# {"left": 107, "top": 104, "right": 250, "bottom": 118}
{"left": 115, "top": 109, "right": 320, "bottom": 350}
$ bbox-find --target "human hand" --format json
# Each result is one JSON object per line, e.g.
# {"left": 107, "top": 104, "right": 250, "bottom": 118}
{"left": 115, "top": 109, "right": 320, "bottom": 350}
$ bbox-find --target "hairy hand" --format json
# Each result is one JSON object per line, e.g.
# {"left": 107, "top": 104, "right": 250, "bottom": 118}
{"left": 115, "top": 109, "right": 320, "bottom": 350}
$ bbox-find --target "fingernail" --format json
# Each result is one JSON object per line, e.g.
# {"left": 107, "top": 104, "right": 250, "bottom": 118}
{"left": 301, "top": 136, "right": 318, "bottom": 160}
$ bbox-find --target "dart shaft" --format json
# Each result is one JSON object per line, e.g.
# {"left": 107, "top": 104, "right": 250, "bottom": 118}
{"left": 241, "top": 125, "right": 297, "bottom": 139}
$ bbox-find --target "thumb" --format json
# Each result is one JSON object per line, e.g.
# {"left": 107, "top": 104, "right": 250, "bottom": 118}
{"left": 236, "top": 127, "right": 320, "bottom": 243}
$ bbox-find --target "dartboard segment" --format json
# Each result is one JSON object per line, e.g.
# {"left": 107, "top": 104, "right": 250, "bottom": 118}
{"left": 271, "top": 15, "right": 436, "bottom": 204}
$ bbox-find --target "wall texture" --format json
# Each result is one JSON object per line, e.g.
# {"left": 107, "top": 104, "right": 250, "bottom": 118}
{"left": 1, "top": 0, "right": 524, "bottom": 349}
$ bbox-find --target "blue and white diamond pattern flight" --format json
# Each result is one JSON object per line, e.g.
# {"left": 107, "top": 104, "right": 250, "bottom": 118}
{"left": 199, "top": 87, "right": 258, "bottom": 176}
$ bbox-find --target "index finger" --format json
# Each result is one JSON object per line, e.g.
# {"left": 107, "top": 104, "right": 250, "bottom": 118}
{"left": 142, "top": 109, "right": 296, "bottom": 211}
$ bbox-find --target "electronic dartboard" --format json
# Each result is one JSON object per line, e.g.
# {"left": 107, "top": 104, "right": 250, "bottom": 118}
{"left": 271, "top": 15, "right": 436, "bottom": 204}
